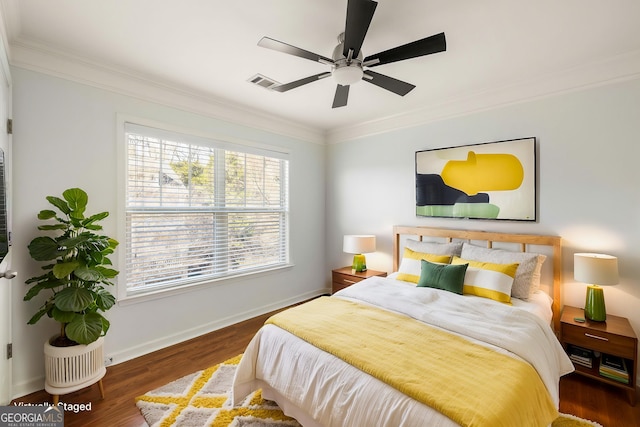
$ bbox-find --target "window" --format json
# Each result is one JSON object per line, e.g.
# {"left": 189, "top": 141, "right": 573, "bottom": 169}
{"left": 123, "top": 123, "right": 289, "bottom": 296}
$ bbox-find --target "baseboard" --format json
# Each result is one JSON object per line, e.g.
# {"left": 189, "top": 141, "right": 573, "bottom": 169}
{"left": 11, "top": 288, "right": 329, "bottom": 400}
{"left": 105, "top": 288, "right": 328, "bottom": 367}
{"left": 12, "top": 378, "right": 48, "bottom": 402}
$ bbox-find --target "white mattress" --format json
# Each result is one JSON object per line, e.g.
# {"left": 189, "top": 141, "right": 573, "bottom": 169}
{"left": 232, "top": 276, "right": 573, "bottom": 427}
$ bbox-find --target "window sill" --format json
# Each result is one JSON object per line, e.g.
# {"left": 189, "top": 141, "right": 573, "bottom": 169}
{"left": 117, "top": 263, "right": 295, "bottom": 306}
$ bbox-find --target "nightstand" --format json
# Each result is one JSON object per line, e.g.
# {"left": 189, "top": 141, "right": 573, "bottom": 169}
{"left": 560, "top": 305, "right": 637, "bottom": 405}
{"left": 331, "top": 267, "right": 387, "bottom": 294}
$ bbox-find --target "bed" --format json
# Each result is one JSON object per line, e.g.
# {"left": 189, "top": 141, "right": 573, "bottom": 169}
{"left": 232, "top": 226, "right": 574, "bottom": 427}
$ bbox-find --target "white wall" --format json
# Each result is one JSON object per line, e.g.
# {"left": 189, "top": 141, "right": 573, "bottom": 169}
{"left": 326, "top": 78, "right": 640, "bottom": 383}
{"left": 10, "top": 65, "right": 640, "bottom": 396}
{"left": 10, "top": 68, "right": 327, "bottom": 397}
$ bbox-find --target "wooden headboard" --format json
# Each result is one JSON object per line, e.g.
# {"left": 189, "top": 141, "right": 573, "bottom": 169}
{"left": 392, "top": 226, "right": 563, "bottom": 333}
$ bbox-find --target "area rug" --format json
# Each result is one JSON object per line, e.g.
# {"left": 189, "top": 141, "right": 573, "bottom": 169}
{"left": 136, "top": 354, "right": 603, "bottom": 427}
{"left": 135, "top": 354, "right": 301, "bottom": 427}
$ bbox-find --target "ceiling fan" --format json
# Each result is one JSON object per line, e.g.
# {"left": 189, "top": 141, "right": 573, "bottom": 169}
{"left": 256, "top": 0, "right": 446, "bottom": 108}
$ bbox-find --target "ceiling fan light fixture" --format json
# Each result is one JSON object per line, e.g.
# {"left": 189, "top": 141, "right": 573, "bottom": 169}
{"left": 332, "top": 64, "right": 363, "bottom": 86}
{"left": 255, "top": 3, "right": 446, "bottom": 107}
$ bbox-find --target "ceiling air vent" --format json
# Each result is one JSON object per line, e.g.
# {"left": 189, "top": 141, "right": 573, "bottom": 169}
{"left": 248, "top": 74, "right": 280, "bottom": 90}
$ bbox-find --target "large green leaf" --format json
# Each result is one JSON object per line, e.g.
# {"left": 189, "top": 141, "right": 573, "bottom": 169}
{"left": 54, "top": 287, "right": 94, "bottom": 312}
{"left": 95, "top": 266, "right": 119, "bottom": 279}
{"left": 101, "top": 316, "right": 111, "bottom": 336}
{"left": 94, "top": 290, "right": 116, "bottom": 311}
{"left": 79, "top": 233, "right": 110, "bottom": 251}
{"left": 51, "top": 306, "right": 76, "bottom": 323}
{"left": 25, "top": 272, "right": 53, "bottom": 285}
{"left": 89, "top": 251, "right": 104, "bottom": 265}
{"left": 58, "top": 233, "right": 92, "bottom": 249}
{"left": 74, "top": 265, "right": 103, "bottom": 282}
{"left": 108, "top": 238, "right": 119, "bottom": 249}
{"left": 46, "top": 196, "right": 70, "bottom": 215}
{"left": 83, "top": 223, "right": 103, "bottom": 231}
{"left": 65, "top": 312, "right": 104, "bottom": 345}
{"left": 82, "top": 212, "right": 108, "bottom": 229}
{"left": 38, "top": 224, "right": 68, "bottom": 231}
{"left": 63, "top": 188, "right": 88, "bottom": 219}
{"left": 27, "top": 302, "right": 54, "bottom": 325}
{"left": 37, "top": 210, "right": 57, "bottom": 220}
{"left": 24, "top": 277, "right": 64, "bottom": 300}
{"left": 52, "top": 261, "right": 80, "bottom": 279}
{"left": 28, "top": 236, "right": 63, "bottom": 261}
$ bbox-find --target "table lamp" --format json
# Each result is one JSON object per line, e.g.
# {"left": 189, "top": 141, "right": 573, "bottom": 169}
{"left": 574, "top": 253, "right": 619, "bottom": 322}
{"left": 343, "top": 235, "right": 376, "bottom": 273}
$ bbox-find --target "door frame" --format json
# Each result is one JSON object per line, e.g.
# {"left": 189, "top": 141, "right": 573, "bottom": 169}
{"left": 0, "top": 27, "right": 13, "bottom": 405}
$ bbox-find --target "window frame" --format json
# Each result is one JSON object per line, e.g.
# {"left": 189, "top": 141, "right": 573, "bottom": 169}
{"left": 116, "top": 115, "right": 292, "bottom": 303}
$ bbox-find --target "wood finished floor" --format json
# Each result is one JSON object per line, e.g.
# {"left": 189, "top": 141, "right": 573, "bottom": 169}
{"left": 11, "top": 307, "right": 640, "bottom": 427}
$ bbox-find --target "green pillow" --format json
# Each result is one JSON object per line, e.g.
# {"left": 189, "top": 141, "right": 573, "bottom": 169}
{"left": 417, "top": 260, "right": 468, "bottom": 295}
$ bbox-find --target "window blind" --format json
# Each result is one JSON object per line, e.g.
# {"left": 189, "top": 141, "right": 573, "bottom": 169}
{"left": 124, "top": 123, "right": 289, "bottom": 295}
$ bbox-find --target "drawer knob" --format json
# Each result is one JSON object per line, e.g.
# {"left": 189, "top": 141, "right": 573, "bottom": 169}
{"left": 585, "top": 333, "right": 609, "bottom": 341}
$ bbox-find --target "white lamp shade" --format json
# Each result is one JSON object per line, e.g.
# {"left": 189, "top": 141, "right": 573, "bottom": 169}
{"left": 574, "top": 253, "right": 619, "bottom": 285}
{"left": 343, "top": 235, "right": 376, "bottom": 254}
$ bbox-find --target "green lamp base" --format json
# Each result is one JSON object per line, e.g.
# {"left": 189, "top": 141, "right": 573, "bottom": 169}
{"left": 584, "top": 285, "right": 606, "bottom": 322}
{"left": 352, "top": 254, "right": 367, "bottom": 273}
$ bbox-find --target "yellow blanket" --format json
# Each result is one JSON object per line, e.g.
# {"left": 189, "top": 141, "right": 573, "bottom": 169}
{"left": 266, "top": 296, "right": 558, "bottom": 427}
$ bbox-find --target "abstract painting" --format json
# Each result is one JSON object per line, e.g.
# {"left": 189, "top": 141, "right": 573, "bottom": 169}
{"left": 415, "top": 138, "right": 536, "bottom": 221}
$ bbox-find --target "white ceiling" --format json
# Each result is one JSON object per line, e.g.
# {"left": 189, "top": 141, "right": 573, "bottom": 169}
{"left": 2, "top": 0, "right": 640, "bottom": 141}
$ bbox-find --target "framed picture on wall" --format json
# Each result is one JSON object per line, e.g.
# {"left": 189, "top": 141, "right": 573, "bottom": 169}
{"left": 415, "top": 137, "right": 536, "bottom": 221}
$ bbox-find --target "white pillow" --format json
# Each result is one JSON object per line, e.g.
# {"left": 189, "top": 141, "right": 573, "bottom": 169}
{"left": 460, "top": 243, "right": 546, "bottom": 299}
{"left": 405, "top": 239, "right": 463, "bottom": 257}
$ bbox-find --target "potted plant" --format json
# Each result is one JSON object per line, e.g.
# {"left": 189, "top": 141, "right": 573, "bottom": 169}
{"left": 24, "top": 188, "right": 118, "bottom": 401}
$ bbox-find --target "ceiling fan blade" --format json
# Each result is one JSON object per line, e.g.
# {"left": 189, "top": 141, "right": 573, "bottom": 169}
{"left": 258, "top": 37, "right": 334, "bottom": 64}
{"left": 364, "top": 32, "right": 446, "bottom": 67}
{"left": 362, "top": 70, "right": 415, "bottom": 96}
{"left": 272, "top": 72, "right": 332, "bottom": 92}
{"left": 332, "top": 85, "right": 350, "bottom": 108}
{"left": 343, "top": 0, "right": 378, "bottom": 58}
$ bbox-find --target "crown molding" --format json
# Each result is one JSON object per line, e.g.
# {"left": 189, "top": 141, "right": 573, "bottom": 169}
{"left": 8, "top": 37, "right": 326, "bottom": 145}
{"left": 6, "top": 31, "right": 640, "bottom": 147}
{"left": 326, "top": 49, "right": 640, "bottom": 144}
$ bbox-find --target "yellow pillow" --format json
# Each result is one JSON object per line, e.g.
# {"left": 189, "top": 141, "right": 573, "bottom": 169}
{"left": 396, "top": 248, "right": 452, "bottom": 284}
{"left": 451, "top": 256, "right": 519, "bottom": 304}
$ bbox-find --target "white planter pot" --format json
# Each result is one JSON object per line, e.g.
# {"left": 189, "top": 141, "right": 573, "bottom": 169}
{"left": 44, "top": 335, "right": 106, "bottom": 402}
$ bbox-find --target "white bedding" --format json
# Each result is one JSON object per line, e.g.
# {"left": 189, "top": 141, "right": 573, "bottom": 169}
{"left": 232, "top": 276, "right": 573, "bottom": 427}
{"left": 387, "top": 271, "right": 554, "bottom": 324}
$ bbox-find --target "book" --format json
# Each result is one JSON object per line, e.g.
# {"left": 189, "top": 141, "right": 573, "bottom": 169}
{"left": 570, "top": 355, "right": 592, "bottom": 364}
{"left": 599, "top": 354, "right": 629, "bottom": 383}
{"left": 567, "top": 344, "right": 594, "bottom": 367}
{"left": 568, "top": 344, "right": 594, "bottom": 359}
{"left": 570, "top": 356, "right": 592, "bottom": 368}
{"left": 599, "top": 370, "right": 629, "bottom": 384}
{"left": 601, "top": 354, "right": 626, "bottom": 372}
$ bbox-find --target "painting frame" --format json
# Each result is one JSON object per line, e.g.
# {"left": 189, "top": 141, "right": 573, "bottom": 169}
{"left": 415, "top": 137, "right": 537, "bottom": 221}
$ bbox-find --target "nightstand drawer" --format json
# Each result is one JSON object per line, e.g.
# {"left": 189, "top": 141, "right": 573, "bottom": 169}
{"left": 333, "top": 272, "right": 364, "bottom": 288}
{"left": 562, "top": 323, "right": 636, "bottom": 359}
{"left": 331, "top": 267, "right": 387, "bottom": 294}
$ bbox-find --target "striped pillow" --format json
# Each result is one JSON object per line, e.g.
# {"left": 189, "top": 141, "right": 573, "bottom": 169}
{"left": 451, "top": 256, "right": 519, "bottom": 304}
{"left": 396, "top": 248, "right": 452, "bottom": 284}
